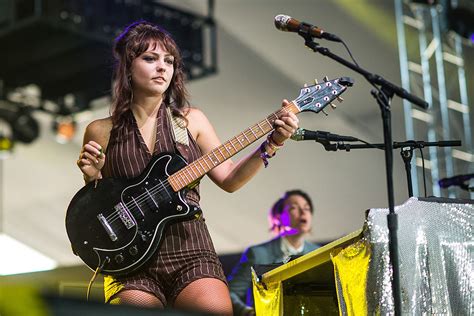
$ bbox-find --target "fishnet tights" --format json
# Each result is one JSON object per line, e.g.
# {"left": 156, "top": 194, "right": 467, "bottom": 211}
{"left": 109, "top": 289, "right": 164, "bottom": 308}
{"left": 109, "top": 279, "right": 232, "bottom": 315}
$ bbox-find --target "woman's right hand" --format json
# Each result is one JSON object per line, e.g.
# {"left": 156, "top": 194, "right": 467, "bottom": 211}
{"left": 77, "top": 140, "right": 105, "bottom": 182}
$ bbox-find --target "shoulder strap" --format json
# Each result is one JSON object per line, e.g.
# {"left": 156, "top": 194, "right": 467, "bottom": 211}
{"left": 166, "top": 106, "right": 189, "bottom": 146}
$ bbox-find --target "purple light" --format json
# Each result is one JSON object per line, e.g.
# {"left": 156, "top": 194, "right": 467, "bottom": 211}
{"left": 470, "top": 33, "right": 474, "bottom": 44}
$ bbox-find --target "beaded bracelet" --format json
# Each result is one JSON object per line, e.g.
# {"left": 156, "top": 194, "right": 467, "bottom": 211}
{"left": 259, "top": 140, "right": 275, "bottom": 168}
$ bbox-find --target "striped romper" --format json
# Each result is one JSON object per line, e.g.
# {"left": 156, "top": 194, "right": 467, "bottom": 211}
{"left": 102, "top": 105, "right": 227, "bottom": 305}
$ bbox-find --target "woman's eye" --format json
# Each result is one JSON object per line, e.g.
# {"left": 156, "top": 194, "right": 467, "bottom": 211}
{"left": 143, "top": 56, "right": 155, "bottom": 62}
{"left": 165, "top": 58, "right": 174, "bottom": 65}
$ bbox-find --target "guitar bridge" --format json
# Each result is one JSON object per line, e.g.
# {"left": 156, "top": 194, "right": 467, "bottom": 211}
{"left": 97, "top": 213, "right": 118, "bottom": 242}
{"left": 115, "top": 202, "right": 135, "bottom": 229}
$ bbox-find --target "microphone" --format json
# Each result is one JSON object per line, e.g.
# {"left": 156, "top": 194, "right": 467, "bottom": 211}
{"left": 291, "top": 128, "right": 358, "bottom": 142}
{"left": 274, "top": 14, "right": 341, "bottom": 42}
{"left": 438, "top": 173, "right": 474, "bottom": 189}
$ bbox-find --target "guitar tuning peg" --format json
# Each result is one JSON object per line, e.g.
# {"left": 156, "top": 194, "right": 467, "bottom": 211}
{"left": 337, "top": 96, "right": 344, "bottom": 103}
{"left": 303, "top": 83, "right": 308, "bottom": 88}
{"left": 330, "top": 103, "right": 337, "bottom": 109}
{"left": 314, "top": 79, "right": 319, "bottom": 84}
{"left": 323, "top": 76, "right": 329, "bottom": 82}
{"left": 321, "top": 109, "right": 329, "bottom": 116}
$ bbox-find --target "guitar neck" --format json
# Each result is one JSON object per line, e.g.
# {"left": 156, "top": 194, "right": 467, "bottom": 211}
{"left": 168, "top": 102, "right": 300, "bottom": 191}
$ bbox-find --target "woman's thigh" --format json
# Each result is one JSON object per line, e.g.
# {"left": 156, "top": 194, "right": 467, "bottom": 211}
{"left": 174, "top": 278, "right": 232, "bottom": 315}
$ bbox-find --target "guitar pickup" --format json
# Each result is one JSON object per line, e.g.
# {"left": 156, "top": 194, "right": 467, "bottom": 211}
{"left": 115, "top": 202, "right": 135, "bottom": 229}
{"left": 97, "top": 213, "right": 118, "bottom": 242}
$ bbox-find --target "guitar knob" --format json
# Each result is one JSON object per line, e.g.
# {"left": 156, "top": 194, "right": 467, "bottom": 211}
{"left": 115, "top": 254, "right": 124, "bottom": 264}
{"left": 176, "top": 205, "right": 183, "bottom": 212}
{"left": 129, "top": 246, "right": 138, "bottom": 256}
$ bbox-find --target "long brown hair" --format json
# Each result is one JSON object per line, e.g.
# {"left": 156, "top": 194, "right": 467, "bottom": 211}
{"left": 111, "top": 20, "right": 189, "bottom": 133}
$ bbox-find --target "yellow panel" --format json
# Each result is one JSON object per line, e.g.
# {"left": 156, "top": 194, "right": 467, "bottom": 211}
{"left": 331, "top": 238, "right": 371, "bottom": 315}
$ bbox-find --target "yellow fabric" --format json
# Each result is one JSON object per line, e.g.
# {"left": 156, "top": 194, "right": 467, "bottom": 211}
{"left": 252, "top": 268, "right": 283, "bottom": 316}
{"left": 331, "top": 239, "right": 371, "bottom": 315}
{"left": 0, "top": 285, "right": 49, "bottom": 316}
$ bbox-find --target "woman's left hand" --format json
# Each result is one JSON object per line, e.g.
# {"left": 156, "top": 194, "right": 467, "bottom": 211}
{"left": 271, "top": 99, "right": 299, "bottom": 145}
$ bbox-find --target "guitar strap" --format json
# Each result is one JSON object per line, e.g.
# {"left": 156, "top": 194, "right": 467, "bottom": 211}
{"left": 166, "top": 106, "right": 189, "bottom": 146}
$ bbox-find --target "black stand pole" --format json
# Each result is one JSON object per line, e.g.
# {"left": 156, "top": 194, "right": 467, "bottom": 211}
{"left": 400, "top": 147, "right": 414, "bottom": 197}
{"left": 297, "top": 31, "right": 429, "bottom": 315}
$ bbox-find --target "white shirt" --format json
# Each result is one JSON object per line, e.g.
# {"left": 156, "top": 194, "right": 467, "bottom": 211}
{"left": 280, "top": 236, "right": 304, "bottom": 258}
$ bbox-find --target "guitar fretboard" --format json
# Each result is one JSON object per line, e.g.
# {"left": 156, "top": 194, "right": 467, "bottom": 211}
{"left": 168, "top": 102, "right": 300, "bottom": 191}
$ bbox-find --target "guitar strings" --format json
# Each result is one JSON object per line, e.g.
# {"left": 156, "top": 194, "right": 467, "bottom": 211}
{"left": 102, "top": 108, "right": 289, "bottom": 228}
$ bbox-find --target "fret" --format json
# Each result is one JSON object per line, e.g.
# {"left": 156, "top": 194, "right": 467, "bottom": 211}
{"left": 202, "top": 156, "right": 212, "bottom": 169}
{"left": 208, "top": 151, "right": 217, "bottom": 165}
{"left": 182, "top": 169, "right": 191, "bottom": 183}
{"left": 269, "top": 112, "right": 279, "bottom": 122}
{"left": 256, "top": 121, "right": 265, "bottom": 134}
{"left": 235, "top": 136, "right": 244, "bottom": 148}
{"left": 217, "top": 146, "right": 226, "bottom": 159}
{"left": 264, "top": 118, "right": 273, "bottom": 129}
{"left": 229, "top": 139, "right": 238, "bottom": 151}
{"left": 206, "top": 153, "right": 216, "bottom": 166}
{"left": 186, "top": 168, "right": 196, "bottom": 182}
{"left": 223, "top": 142, "right": 232, "bottom": 155}
{"left": 187, "top": 165, "right": 198, "bottom": 179}
{"left": 196, "top": 159, "right": 206, "bottom": 173}
{"left": 243, "top": 131, "right": 251, "bottom": 143}
{"left": 249, "top": 126, "right": 258, "bottom": 138}
{"left": 173, "top": 172, "right": 186, "bottom": 188}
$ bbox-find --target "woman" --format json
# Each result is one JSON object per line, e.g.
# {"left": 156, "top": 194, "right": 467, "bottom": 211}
{"left": 76, "top": 20, "right": 299, "bottom": 315}
{"left": 228, "top": 190, "right": 320, "bottom": 315}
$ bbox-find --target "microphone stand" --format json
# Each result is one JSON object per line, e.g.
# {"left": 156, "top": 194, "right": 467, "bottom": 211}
{"left": 320, "top": 140, "right": 461, "bottom": 197}
{"left": 296, "top": 30, "right": 429, "bottom": 314}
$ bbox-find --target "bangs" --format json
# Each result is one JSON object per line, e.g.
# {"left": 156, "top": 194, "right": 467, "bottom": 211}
{"left": 131, "top": 30, "right": 180, "bottom": 61}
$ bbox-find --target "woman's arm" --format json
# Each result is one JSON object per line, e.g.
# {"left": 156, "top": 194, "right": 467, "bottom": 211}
{"left": 77, "top": 118, "right": 112, "bottom": 183}
{"left": 187, "top": 100, "right": 298, "bottom": 192}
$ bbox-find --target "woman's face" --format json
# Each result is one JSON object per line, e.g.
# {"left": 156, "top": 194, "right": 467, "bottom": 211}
{"left": 130, "top": 41, "right": 175, "bottom": 97}
{"left": 278, "top": 194, "right": 313, "bottom": 235}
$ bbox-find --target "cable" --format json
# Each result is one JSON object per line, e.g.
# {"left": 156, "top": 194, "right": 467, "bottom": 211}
{"left": 86, "top": 257, "right": 110, "bottom": 301}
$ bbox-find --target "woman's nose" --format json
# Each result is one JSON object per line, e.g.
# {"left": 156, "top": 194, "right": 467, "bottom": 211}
{"left": 156, "top": 60, "right": 166, "bottom": 71}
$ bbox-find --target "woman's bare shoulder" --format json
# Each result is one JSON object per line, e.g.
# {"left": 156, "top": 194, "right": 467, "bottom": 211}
{"left": 84, "top": 117, "right": 113, "bottom": 147}
{"left": 185, "top": 106, "right": 206, "bottom": 120}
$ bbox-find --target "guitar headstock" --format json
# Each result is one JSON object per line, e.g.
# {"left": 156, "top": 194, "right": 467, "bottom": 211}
{"left": 293, "top": 77, "right": 353, "bottom": 114}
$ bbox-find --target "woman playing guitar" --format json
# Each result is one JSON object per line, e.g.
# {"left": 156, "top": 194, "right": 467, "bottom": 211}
{"left": 75, "top": 20, "right": 298, "bottom": 315}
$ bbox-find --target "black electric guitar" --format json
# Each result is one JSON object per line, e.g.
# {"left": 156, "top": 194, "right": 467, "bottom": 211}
{"left": 65, "top": 77, "right": 353, "bottom": 276}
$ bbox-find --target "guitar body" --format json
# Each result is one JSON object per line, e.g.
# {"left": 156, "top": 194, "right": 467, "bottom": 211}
{"left": 65, "top": 152, "right": 201, "bottom": 276}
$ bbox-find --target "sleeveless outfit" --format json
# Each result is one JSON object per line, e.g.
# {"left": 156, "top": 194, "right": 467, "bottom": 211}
{"left": 102, "top": 104, "right": 227, "bottom": 305}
